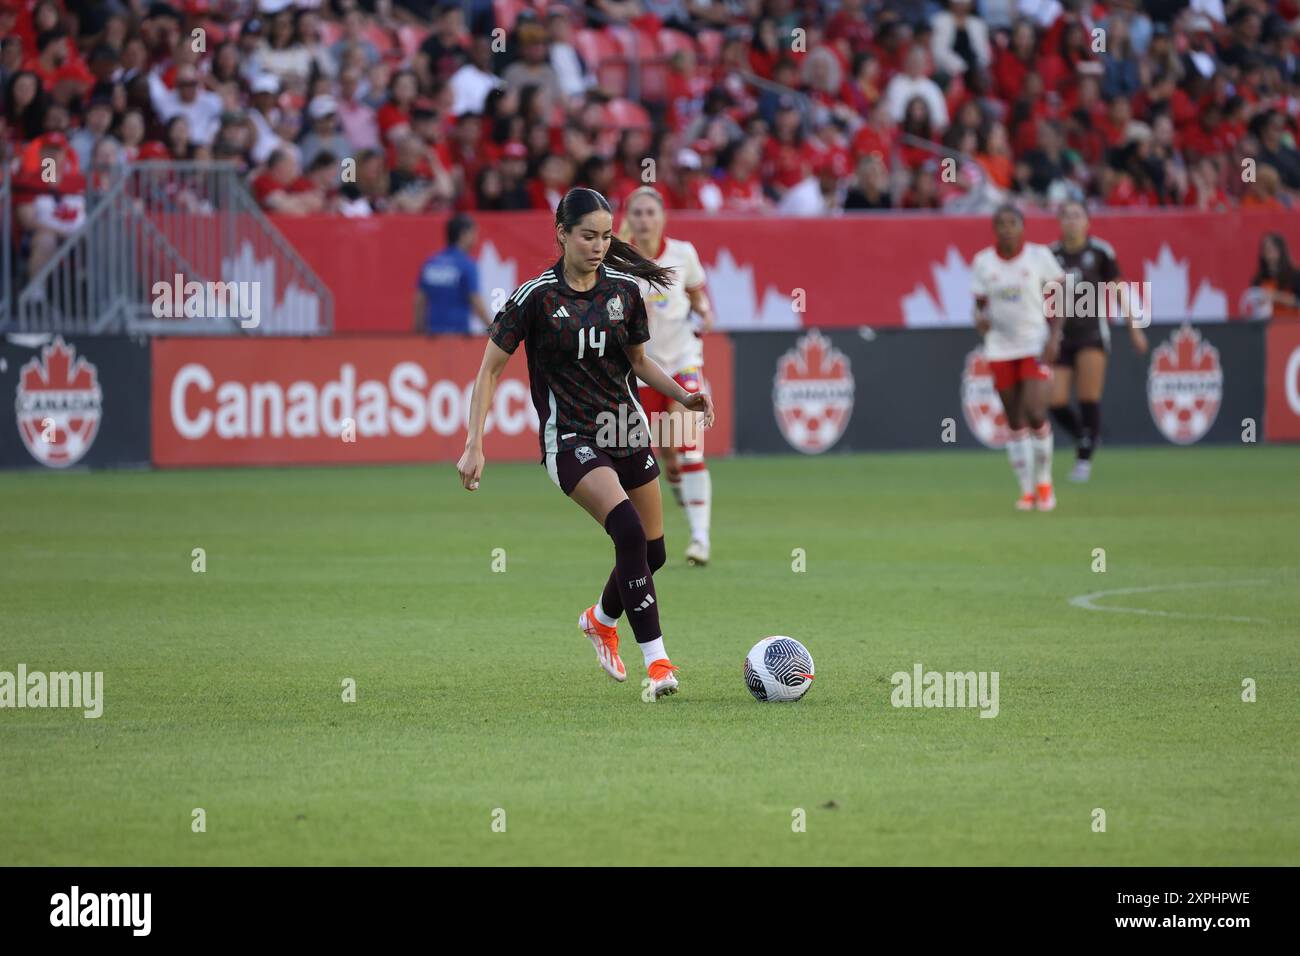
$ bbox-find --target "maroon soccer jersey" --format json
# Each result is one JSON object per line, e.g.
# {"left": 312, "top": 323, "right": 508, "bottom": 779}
{"left": 489, "top": 258, "right": 656, "bottom": 461}
{"left": 1049, "top": 236, "right": 1121, "bottom": 346}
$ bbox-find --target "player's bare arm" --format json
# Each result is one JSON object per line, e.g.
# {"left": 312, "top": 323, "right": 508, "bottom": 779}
{"left": 974, "top": 296, "right": 991, "bottom": 335}
{"left": 687, "top": 285, "right": 715, "bottom": 334}
{"left": 1117, "top": 284, "right": 1150, "bottom": 355}
{"left": 1041, "top": 273, "right": 1066, "bottom": 364}
{"left": 627, "top": 341, "right": 715, "bottom": 429}
{"left": 457, "top": 339, "right": 511, "bottom": 490}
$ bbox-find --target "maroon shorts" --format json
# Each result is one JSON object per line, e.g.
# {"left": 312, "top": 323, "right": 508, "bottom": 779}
{"left": 545, "top": 443, "right": 661, "bottom": 497}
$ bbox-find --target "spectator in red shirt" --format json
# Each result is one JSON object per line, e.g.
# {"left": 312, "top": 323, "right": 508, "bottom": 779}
{"left": 899, "top": 95, "right": 940, "bottom": 170}
{"left": 665, "top": 48, "right": 709, "bottom": 134}
{"left": 748, "top": 18, "right": 785, "bottom": 81}
{"left": 528, "top": 153, "right": 574, "bottom": 212}
{"left": 23, "top": 27, "right": 92, "bottom": 107}
{"left": 12, "top": 131, "right": 86, "bottom": 276}
{"left": 851, "top": 97, "right": 898, "bottom": 165}
{"left": 719, "top": 137, "right": 769, "bottom": 211}
{"left": 762, "top": 104, "right": 816, "bottom": 196}
{"left": 666, "top": 147, "right": 723, "bottom": 212}
{"left": 841, "top": 52, "right": 883, "bottom": 119}
{"left": 826, "top": 0, "right": 873, "bottom": 56}
{"left": 251, "top": 148, "right": 325, "bottom": 215}
{"left": 377, "top": 69, "right": 420, "bottom": 157}
{"left": 994, "top": 19, "right": 1039, "bottom": 102}
{"left": 1184, "top": 156, "right": 1229, "bottom": 211}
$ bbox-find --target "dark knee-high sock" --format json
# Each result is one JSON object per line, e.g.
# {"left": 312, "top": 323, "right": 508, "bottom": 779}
{"left": 1051, "top": 404, "right": 1081, "bottom": 441}
{"left": 600, "top": 535, "right": 664, "bottom": 621}
{"left": 1078, "top": 401, "right": 1100, "bottom": 460}
{"left": 602, "top": 501, "right": 661, "bottom": 643}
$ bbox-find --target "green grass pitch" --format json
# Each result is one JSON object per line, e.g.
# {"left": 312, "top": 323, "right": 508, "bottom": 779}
{"left": 1, "top": 446, "right": 1296, "bottom": 866}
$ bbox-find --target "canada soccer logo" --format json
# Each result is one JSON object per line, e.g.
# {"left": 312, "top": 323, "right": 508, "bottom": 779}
{"left": 772, "top": 330, "right": 854, "bottom": 454}
{"left": 960, "top": 348, "right": 1010, "bottom": 448}
{"left": 15, "top": 336, "right": 103, "bottom": 468}
{"left": 1147, "top": 324, "right": 1222, "bottom": 445}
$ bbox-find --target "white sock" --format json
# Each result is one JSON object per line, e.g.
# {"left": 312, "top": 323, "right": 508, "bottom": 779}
{"left": 681, "top": 467, "right": 711, "bottom": 545}
{"left": 1030, "top": 424, "right": 1053, "bottom": 487}
{"left": 640, "top": 636, "right": 667, "bottom": 667}
{"left": 1006, "top": 430, "right": 1033, "bottom": 495}
{"left": 593, "top": 601, "right": 618, "bottom": 627}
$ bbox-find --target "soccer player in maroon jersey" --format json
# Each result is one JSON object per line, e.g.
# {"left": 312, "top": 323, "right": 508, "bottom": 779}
{"left": 456, "top": 188, "right": 715, "bottom": 699}
{"left": 1048, "top": 201, "right": 1149, "bottom": 482}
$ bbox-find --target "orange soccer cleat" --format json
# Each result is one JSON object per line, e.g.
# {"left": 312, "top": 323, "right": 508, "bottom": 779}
{"left": 579, "top": 606, "right": 626, "bottom": 682}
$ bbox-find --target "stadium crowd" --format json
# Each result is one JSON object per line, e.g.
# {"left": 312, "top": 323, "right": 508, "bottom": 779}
{"left": 2, "top": 0, "right": 1299, "bottom": 230}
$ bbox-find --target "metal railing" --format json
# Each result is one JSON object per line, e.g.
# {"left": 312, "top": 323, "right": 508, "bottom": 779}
{"left": 4, "top": 161, "right": 332, "bottom": 335}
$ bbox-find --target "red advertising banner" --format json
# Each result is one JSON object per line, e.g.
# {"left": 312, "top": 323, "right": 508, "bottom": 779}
{"left": 276, "top": 210, "right": 1300, "bottom": 335}
{"left": 1265, "top": 321, "right": 1300, "bottom": 442}
{"left": 152, "top": 334, "right": 734, "bottom": 467}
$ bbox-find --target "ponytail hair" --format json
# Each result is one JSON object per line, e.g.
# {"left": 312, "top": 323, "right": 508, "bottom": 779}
{"left": 556, "top": 186, "right": 676, "bottom": 292}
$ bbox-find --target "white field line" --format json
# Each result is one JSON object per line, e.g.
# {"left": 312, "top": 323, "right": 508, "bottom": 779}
{"left": 1068, "top": 580, "right": 1272, "bottom": 624}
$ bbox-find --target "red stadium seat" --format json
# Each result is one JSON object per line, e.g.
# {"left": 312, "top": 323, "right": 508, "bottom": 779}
{"left": 631, "top": 27, "right": 662, "bottom": 59}
{"left": 575, "top": 28, "right": 630, "bottom": 98}
{"left": 604, "top": 98, "right": 652, "bottom": 131}
{"left": 607, "top": 24, "right": 644, "bottom": 59}
{"left": 638, "top": 29, "right": 695, "bottom": 104}
{"left": 656, "top": 29, "right": 697, "bottom": 60}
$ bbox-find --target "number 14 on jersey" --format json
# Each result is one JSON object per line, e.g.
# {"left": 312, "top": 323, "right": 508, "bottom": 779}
{"left": 577, "top": 326, "right": 606, "bottom": 359}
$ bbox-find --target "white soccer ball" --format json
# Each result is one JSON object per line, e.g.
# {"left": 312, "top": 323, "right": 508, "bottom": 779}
{"left": 744, "top": 636, "right": 815, "bottom": 702}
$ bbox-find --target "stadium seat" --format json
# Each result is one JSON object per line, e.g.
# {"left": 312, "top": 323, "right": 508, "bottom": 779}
{"left": 639, "top": 29, "right": 695, "bottom": 104}
{"left": 575, "top": 28, "right": 630, "bottom": 98}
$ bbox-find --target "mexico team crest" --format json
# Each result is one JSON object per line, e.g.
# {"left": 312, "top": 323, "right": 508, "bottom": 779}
{"left": 960, "top": 348, "right": 1010, "bottom": 448}
{"left": 1147, "top": 324, "right": 1222, "bottom": 445}
{"left": 15, "top": 336, "right": 103, "bottom": 468}
{"left": 606, "top": 295, "right": 623, "bottom": 323}
{"left": 772, "top": 330, "right": 854, "bottom": 454}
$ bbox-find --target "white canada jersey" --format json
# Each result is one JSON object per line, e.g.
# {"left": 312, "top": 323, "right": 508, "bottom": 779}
{"left": 637, "top": 236, "right": 707, "bottom": 375}
{"left": 970, "top": 242, "right": 1063, "bottom": 361}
